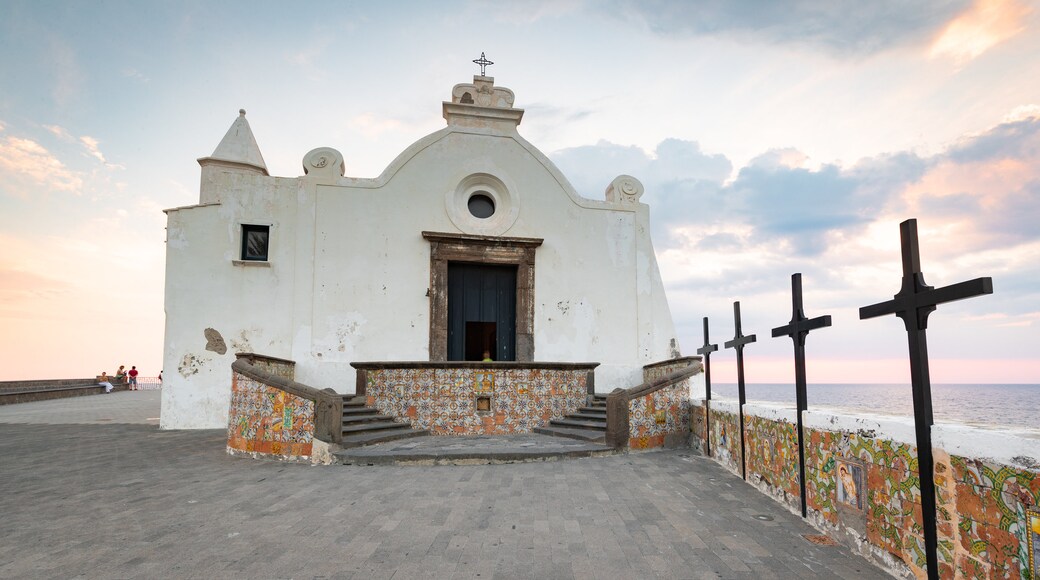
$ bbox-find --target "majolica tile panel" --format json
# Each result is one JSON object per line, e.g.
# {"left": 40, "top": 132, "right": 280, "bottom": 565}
{"left": 226, "top": 372, "right": 315, "bottom": 459}
{"left": 627, "top": 378, "right": 691, "bottom": 450}
{"left": 744, "top": 413, "right": 801, "bottom": 511}
{"left": 365, "top": 367, "right": 588, "bottom": 436}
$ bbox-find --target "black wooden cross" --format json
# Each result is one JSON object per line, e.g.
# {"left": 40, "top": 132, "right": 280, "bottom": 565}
{"left": 473, "top": 52, "right": 494, "bottom": 76}
{"left": 696, "top": 317, "right": 719, "bottom": 456}
{"left": 860, "top": 218, "right": 992, "bottom": 580}
{"left": 723, "top": 301, "right": 756, "bottom": 480}
{"left": 771, "top": 273, "right": 832, "bottom": 518}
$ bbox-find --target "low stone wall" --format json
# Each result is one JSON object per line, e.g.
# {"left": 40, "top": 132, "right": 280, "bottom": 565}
{"left": 353, "top": 362, "right": 597, "bottom": 436}
{"left": 692, "top": 398, "right": 1040, "bottom": 579}
{"left": 0, "top": 379, "right": 108, "bottom": 405}
{"left": 226, "top": 353, "right": 341, "bottom": 463}
{"left": 642, "top": 356, "right": 699, "bottom": 383}
{"left": 606, "top": 357, "right": 702, "bottom": 451}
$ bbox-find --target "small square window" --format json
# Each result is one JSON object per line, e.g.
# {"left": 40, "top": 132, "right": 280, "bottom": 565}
{"left": 241, "top": 225, "right": 270, "bottom": 261}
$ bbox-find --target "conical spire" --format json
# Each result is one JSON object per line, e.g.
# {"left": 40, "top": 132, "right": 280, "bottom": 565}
{"left": 197, "top": 109, "right": 268, "bottom": 175}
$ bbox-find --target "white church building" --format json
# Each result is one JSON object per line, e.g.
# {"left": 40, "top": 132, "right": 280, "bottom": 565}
{"left": 161, "top": 72, "right": 682, "bottom": 430}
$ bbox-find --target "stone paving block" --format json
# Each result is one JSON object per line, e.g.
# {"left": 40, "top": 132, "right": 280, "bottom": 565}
{"left": 0, "top": 395, "right": 898, "bottom": 579}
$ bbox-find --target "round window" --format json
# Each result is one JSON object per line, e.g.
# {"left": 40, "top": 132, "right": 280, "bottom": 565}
{"left": 467, "top": 193, "right": 496, "bottom": 219}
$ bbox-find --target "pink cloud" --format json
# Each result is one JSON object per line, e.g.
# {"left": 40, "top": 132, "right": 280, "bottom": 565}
{"left": 0, "top": 135, "right": 83, "bottom": 195}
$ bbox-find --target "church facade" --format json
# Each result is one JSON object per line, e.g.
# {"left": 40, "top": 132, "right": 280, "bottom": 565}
{"left": 161, "top": 74, "right": 681, "bottom": 429}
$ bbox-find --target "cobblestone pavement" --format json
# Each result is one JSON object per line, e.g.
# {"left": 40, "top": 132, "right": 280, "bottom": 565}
{"left": 0, "top": 395, "right": 893, "bottom": 579}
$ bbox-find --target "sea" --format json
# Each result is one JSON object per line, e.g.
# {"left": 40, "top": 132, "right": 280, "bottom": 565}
{"left": 709, "top": 383, "right": 1040, "bottom": 430}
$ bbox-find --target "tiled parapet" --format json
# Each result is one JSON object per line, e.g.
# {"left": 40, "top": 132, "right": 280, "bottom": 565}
{"left": 706, "top": 399, "right": 743, "bottom": 477}
{"left": 227, "top": 372, "right": 315, "bottom": 459}
{"left": 226, "top": 354, "right": 343, "bottom": 462}
{"left": 743, "top": 403, "right": 801, "bottom": 512}
{"left": 934, "top": 424, "right": 1040, "bottom": 580}
{"left": 352, "top": 362, "right": 597, "bottom": 436}
{"left": 712, "top": 403, "right": 1040, "bottom": 579}
{"left": 605, "top": 357, "right": 702, "bottom": 451}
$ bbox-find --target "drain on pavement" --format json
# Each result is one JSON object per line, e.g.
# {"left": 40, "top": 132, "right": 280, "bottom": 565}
{"left": 752, "top": 514, "right": 774, "bottom": 521}
{"left": 803, "top": 534, "right": 839, "bottom": 546}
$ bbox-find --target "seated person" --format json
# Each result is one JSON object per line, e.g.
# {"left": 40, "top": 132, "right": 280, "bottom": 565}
{"left": 98, "top": 372, "right": 114, "bottom": 394}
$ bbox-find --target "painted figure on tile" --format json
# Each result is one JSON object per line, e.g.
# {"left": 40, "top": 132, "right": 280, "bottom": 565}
{"left": 474, "top": 370, "right": 494, "bottom": 393}
{"left": 836, "top": 460, "right": 863, "bottom": 510}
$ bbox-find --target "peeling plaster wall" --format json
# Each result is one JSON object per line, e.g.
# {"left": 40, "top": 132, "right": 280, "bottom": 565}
{"left": 163, "top": 101, "right": 680, "bottom": 429}
{"left": 161, "top": 176, "right": 298, "bottom": 429}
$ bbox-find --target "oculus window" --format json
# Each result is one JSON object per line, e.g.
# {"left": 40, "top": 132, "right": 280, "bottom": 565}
{"left": 241, "top": 224, "right": 270, "bottom": 261}
{"left": 467, "top": 192, "right": 495, "bottom": 219}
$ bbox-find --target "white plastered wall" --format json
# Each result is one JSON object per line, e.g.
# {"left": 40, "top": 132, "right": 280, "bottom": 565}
{"left": 162, "top": 106, "right": 681, "bottom": 429}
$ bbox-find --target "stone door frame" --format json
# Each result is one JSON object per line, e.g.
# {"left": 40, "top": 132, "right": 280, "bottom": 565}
{"left": 422, "top": 231, "right": 542, "bottom": 362}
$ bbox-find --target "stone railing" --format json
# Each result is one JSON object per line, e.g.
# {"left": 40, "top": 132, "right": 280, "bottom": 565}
{"left": 605, "top": 356, "right": 702, "bottom": 450}
{"left": 227, "top": 353, "right": 343, "bottom": 462}
{"left": 694, "top": 397, "right": 1040, "bottom": 579}
{"left": 352, "top": 361, "right": 597, "bottom": 436}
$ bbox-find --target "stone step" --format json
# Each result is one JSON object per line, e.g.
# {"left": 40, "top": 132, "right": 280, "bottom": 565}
{"left": 532, "top": 425, "right": 606, "bottom": 443}
{"left": 339, "top": 428, "right": 431, "bottom": 449}
{"left": 567, "top": 412, "right": 607, "bottom": 422}
{"left": 549, "top": 418, "right": 607, "bottom": 431}
{"left": 341, "top": 421, "right": 409, "bottom": 435}
{"left": 342, "top": 412, "right": 394, "bottom": 424}
{"left": 343, "top": 398, "right": 368, "bottom": 408}
{"left": 577, "top": 408, "right": 606, "bottom": 416}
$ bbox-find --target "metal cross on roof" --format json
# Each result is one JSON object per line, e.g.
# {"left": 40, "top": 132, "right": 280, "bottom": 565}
{"left": 696, "top": 317, "right": 719, "bottom": 456}
{"left": 473, "top": 52, "right": 494, "bottom": 76}
{"left": 771, "top": 273, "right": 832, "bottom": 518}
{"left": 723, "top": 301, "right": 756, "bottom": 480}
{"left": 860, "top": 218, "right": 992, "bottom": 580}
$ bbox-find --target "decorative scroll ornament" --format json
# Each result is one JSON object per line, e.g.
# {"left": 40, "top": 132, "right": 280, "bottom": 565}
{"left": 605, "top": 175, "right": 644, "bottom": 204}
{"left": 302, "top": 147, "right": 345, "bottom": 177}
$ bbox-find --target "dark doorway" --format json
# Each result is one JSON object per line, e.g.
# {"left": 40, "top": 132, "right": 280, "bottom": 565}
{"left": 465, "top": 321, "right": 497, "bottom": 361}
{"left": 447, "top": 263, "right": 516, "bottom": 361}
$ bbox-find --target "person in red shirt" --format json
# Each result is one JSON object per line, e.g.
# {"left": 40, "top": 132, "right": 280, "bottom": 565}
{"left": 128, "top": 366, "right": 139, "bottom": 390}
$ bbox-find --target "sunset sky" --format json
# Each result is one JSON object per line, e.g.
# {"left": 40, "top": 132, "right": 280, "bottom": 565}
{"left": 1, "top": 0, "right": 1038, "bottom": 384}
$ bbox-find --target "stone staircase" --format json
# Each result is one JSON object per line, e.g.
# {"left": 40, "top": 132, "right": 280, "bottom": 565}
{"left": 339, "top": 395, "right": 430, "bottom": 448}
{"left": 533, "top": 393, "right": 607, "bottom": 443}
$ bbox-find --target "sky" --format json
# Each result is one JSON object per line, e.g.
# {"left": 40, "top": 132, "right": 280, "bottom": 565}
{"left": 1, "top": 0, "right": 1038, "bottom": 384}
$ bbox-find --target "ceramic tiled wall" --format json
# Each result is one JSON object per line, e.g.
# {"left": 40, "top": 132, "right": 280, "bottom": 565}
{"left": 226, "top": 371, "right": 315, "bottom": 459}
{"left": 364, "top": 367, "right": 589, "bottom": 436}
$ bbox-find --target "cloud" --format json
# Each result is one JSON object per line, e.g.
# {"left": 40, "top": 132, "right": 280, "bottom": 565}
{"left": 929, "top": 0, "right": 1031, "bottom": 63}
{"left": 610, "top": 0, "right": 972, "bottom": 56}
{"left": 0, "top": 136, "right": 83, "bottom": 195}
{"left": 44, "top": 124, "right": 74, "bottom": 141}
{"left": 43, "top": 125, "right": 122, "bottom": 168}
{"left": 79, "top": 136, "right": 107, "bottom": 164}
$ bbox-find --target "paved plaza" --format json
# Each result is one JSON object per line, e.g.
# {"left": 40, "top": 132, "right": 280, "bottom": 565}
{"left": 0, "top": 393, "right": 893, "bottom": 579}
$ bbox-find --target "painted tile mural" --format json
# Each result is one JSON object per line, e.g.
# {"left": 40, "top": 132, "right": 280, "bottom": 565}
{"left": 628, "top": 378, "right": 691, "bottom": 450}
{"left": 744, "top": 413, "right": 800, "bottom": 511}
{"left": 365, "top": 367, "right": 588, "bottom": 436}
{"left": 227, "top": 372, "right": 315, "bottom": 459}
{"left": 707, "top": 406, "right": 743, "bottom": 477}
{"left": 947, "top": 453, "right": 1040, "bottom": 579}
